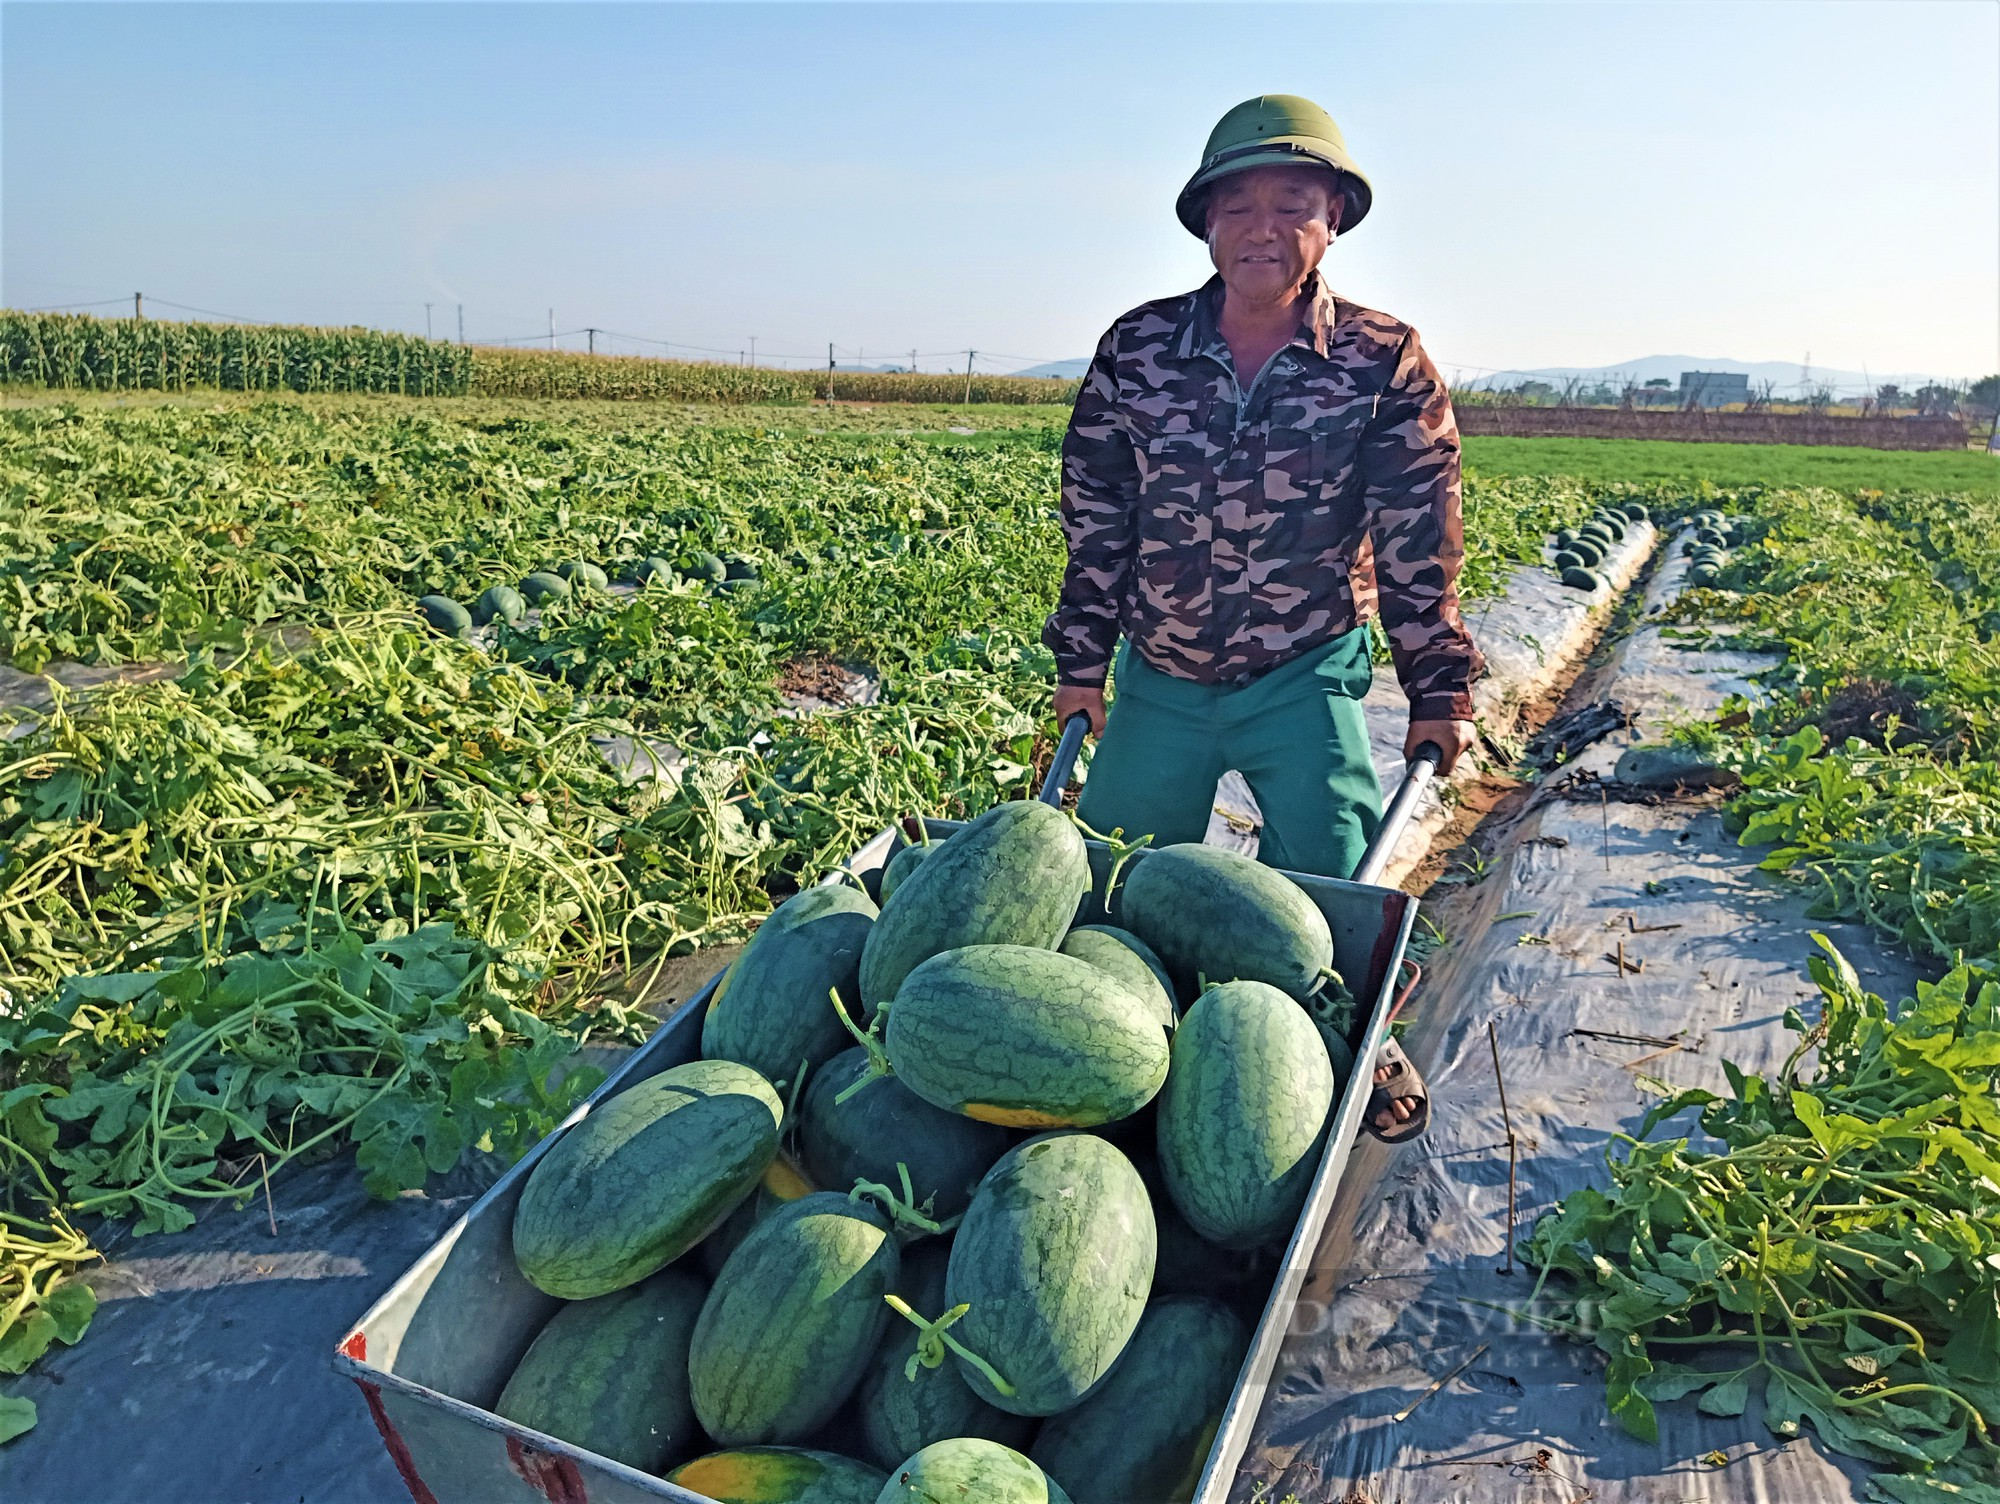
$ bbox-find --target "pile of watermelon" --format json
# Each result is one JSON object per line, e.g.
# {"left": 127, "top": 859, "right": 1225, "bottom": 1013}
{"left": 415, "top": 551, "right": 760, "bottom": 638}
{"left": 500, "top": 800, "right": 1358, "bottom": 1504}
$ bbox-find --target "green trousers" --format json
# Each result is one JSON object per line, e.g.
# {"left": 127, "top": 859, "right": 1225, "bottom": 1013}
{"left": 1075, "top": 631, "right": 1385, "bottom": 881}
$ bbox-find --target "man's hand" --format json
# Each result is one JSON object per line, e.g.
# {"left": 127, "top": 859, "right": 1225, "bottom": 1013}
{"left": 1406, "top": 718, "right": 1475, "bottom": 774}
{"left": 1054, "top": 684, "right": 1107, "bottom": 737}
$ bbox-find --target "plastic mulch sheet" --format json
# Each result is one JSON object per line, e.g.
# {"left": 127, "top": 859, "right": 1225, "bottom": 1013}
{"left": 1234, "top": 544, "right": 1923, "bottom": 1503}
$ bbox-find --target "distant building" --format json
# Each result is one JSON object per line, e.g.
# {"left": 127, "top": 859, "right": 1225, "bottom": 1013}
{"left": 1680, "top": 371, "right": 1750, "bottom": 409}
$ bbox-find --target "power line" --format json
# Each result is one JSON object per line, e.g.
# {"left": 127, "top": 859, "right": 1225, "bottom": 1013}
{"left": 22, "top": 297, "right": 136, "bottom": 313}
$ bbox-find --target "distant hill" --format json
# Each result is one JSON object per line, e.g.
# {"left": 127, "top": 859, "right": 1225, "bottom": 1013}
{"left": 1008, "top": 358, "right": 1091, "bottom": 380}
{"left": 1001, "top": 352, "right": 1971, "bottom": 395}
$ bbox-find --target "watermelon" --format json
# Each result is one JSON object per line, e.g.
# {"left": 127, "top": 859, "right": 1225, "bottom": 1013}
{"left": 858, "top": 801, "right": 1089, "bottom": 1013}
{"left": 876, "top": 1439, "right": 1073, "bottom": 1504}
{"left": 703, "top": 884, "right": 878, "bottom": 1091}
{"left": 1157, "top": 981, "right": 1334, "bottom": 1250}
{"left": 851, "top": 1241, "right": 1035, "bottom": 1469}
{"left": 885, "top": 946, "right": 1168, "bottom": 1129}
{"left": 638, "top": 555, "right": 677, "bottom": 585}
{"left": 417, "top": 594, "right": 472, "bottom": 638}
{"left": 1552, "top": 550, "right": 1584, "bottom": 573}
{"left": 494, "top": 1267, "right": 706, "bottom": 1474}
{"left": 1118, "top": 844, "right": 1333, "bottom": 1000}
{"left": 1030, "top": 1295, "right": 1250, "bottom": 1504}
{"left": 1058, "top": 924, "right": 1176, "bottom": 1030}
{"left": 723, "top": 553, "right": 762, "bottom": 582}
{"left": 877, "top": 841, "right": 935, "bottom": 905}
{"left": 512, "top": 1059, "right": 782, "bottom": 1299}
{"left": 519, "top": 570, "right": 570, "bottom": 605}
{"left": 799, "top": 1047, "right": 1010, "bottom": 1222}
{"left": 945, "top": 1133, "right": 1155, "bottom": 1416}
{"left": 472, "top": 583, "right": 526, "bottom": 627}
{"left": 1129, "top": 1152, "right": 1271, "bottom": 1303}
{"left": 668, "top": 1448, "right": 886, "bottom": 1504}
{"left": 689, "top": 1192, "right": 899, "bottom": 1446}
{"left": 702, "top": 1150, "right": 818, "bottom": 1279}
{"left": 689, "top": 551, "right": 728, "bottom": 583}
{"left": 1561, "top": 567, "right": 1601, "bottom": 592}
{"left": 557, "top": 560, "right": 610, "bottom": 592}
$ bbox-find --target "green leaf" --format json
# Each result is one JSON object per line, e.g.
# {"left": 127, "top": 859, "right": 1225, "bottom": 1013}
{"left": 1605, "top": 1343, "right": 1658, "bottom": 1443}
{"left": 0, "top": 1314, "right": 56, "bottom": 1376}
{"left": 0, "top": 1394, "right": 36, "bottom": 1445}
{"left": 1695, "top": 1372, "right": 1751, "bottom": 1417}
{"left": 38, "top": 1283, "right": 96, "bottom": 1348}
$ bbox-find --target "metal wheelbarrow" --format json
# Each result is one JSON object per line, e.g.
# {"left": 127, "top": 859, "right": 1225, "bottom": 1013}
{"left": 333, "top": 715, "right": 1440, "bottom": 1504}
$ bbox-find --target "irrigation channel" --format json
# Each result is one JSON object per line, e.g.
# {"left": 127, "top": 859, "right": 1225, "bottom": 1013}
{"left": 4, "top": 521, "right": 1900, "bottom": 1503}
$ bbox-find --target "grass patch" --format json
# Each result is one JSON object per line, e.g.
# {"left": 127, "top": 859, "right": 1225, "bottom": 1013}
{"left": 1465, "top": 435, "right": 2000, "bottom": 494}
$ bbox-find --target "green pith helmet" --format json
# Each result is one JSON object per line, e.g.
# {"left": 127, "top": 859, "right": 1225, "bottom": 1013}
{"left": 1176, "top": 94, "right": 1372, "bottom": 238}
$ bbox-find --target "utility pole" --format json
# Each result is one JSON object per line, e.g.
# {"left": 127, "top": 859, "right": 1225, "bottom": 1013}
{"left": 548, "top": 310, "right": 556, "bottom": 351}
{"left": 964, "top": 350, "right": 976, "bottom": 405}
{"left": 587, "top": 328, "right": 597, "bottom": 356}
{"left": 457, "top": 305, "right": 464, "bottom": 344}
{"left": 425, "top": 303, "right": 433, "bottom": 340}
{"left": 827, "top": 342, "right": 836, "bottom": 403}
{"left": 910, "top": 348, "right": 917, "bottom": 375}
{"left": 749, "top": 337, "right": 757, "bottom": 368}
{"left": 134, "top": 292, "right": 143, "bottom": 321}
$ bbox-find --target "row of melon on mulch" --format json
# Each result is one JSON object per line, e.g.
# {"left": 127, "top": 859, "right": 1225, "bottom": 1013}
{"left": 497, "top": 798, "right": 1360, "bottom": 1504}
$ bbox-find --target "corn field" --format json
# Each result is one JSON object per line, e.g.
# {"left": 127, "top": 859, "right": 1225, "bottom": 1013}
{"left": 0, "top": 311, "right": 1079, "bottom": 405}
{"left": 0, "top": 311, "right": 473, "bottom": 396}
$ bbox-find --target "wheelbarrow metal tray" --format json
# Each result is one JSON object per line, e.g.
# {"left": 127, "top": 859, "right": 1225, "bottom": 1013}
{"left": 334, "top": 820, "right": 1416, "bottom": 1504}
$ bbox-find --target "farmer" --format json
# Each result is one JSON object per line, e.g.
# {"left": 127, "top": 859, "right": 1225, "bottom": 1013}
{"left": 1044, "top": 94, "right": 1483, "bottom": 1142}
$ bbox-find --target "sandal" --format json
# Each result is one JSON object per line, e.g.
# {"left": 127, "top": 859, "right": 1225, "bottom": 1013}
{"left": 1363, "top": 1037, "right": 1430, "bottom": 1145}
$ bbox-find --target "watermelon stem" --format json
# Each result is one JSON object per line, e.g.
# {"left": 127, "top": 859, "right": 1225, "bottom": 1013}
{"left": 882, "top": 1294, "right": 1018, "bottom": 1396}
{"left": 1069, "top": 816, "right": 1153, "bottom": 912}
{"left": 830, "top": 987, "right": 893, "bottom": 1103}
{"left": 847, "top": 1162, "right": 960, "bottom": 1238}
{"left": 780, "top": 1057, "right": 810, "bottom": 1135}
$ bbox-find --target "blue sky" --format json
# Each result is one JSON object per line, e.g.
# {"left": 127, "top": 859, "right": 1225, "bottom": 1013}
{"left": 4, "top": 2, "right": 1994, "bottom": 382}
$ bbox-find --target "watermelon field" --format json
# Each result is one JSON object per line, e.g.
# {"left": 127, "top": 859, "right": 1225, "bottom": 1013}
{"left": 0, "top": 387, "right": 1997, "bottom": 1502}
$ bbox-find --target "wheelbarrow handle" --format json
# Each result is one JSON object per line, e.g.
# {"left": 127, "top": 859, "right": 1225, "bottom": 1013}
{"left": 1038, "top": 715, "right": 1439, "bottom": 879}
{"left": 1349, "top": 741, "right": 1443, "bottom": 888}
{"left": 1037, "top": 714, "right": 1092, "bottom": 806}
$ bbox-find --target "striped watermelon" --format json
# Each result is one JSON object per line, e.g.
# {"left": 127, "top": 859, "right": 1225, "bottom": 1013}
{"left": 858, "top": 801, "right": 1088, "bottom": 1012}
{"left": 945, "top": 1133, "right": 1155, "bottom": 1416}
{"left": 875, "top": 1439, "right": 1072, "bottom": 1504}
{"left": 512, "top": 1059, "right": 782, "bottom": 1299}
{"left": 1156, "top": 981, "right": 1333, "bottom": 1249}
{"left": 1118, "top": 844, "right": 1333, "bottom": 1000}
{"left": 1058, "top": 924, "right": 1177, "bottom": 1030}
{"left": 885, "top": 945, "right": 1168, "bottom": 1129}
{"left": 688, "top": 1192, "right": 899, "bottom": 1446}
{"left": 1031, "top": 1295, "right": 1249, "bottom": 1504}
{"left": 703, "top": 884, "right": 877, "bottom": 1091}
{"left": 493, "top": 1267, "right": 706, "bottom": 1474}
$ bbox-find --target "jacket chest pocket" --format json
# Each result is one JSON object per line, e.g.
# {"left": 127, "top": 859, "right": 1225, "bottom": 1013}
{"left": 1262, "top": 411, "right": 1365, "bottom": 510}
{"left": 1272, "top": 414, "right": 1368, "bottom": 556}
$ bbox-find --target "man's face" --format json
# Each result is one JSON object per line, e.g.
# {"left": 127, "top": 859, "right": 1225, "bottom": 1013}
{"left": 1205, "top": 166, "right": 1340, "bottom": 303}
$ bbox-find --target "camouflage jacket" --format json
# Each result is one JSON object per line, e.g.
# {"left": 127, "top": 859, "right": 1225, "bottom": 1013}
{"left": 1042, "top": 272, "right": 1484, "bottom": 720}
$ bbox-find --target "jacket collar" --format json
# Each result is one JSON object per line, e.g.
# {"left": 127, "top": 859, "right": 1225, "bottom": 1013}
{"left": 1176, "top": 270, "right": 1341, "bottom": 363}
